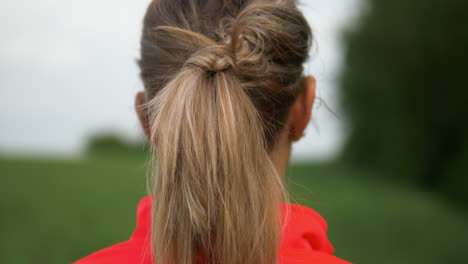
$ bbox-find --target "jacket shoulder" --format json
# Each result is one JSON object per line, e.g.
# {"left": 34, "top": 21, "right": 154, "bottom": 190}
{"left": 73, "top": 240, "right": 150, "bottom": 264}
{"left": 281, "top": 248, "right": 352, "bottom": 264}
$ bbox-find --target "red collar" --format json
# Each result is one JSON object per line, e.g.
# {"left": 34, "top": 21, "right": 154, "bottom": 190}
{"left": 75, "top": 196, "right": 351, "bottom": 264}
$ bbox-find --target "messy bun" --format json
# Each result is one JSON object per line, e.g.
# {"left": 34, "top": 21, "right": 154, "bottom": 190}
{"left": 138, "top": 0, "right": 312, "bottom": 263}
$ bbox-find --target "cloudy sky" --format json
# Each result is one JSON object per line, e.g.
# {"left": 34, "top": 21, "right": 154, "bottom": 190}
{"left": 0, "top": 0, "right": 361, "bottom": 161}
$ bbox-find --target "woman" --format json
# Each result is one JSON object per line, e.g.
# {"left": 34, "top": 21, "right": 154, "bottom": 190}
{"left": 75, "top": 0, "right": 351, "bottom": 263}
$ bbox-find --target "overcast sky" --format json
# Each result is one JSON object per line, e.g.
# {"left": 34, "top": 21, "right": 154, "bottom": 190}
{"left": 0, "top": 0, "right": 361, "bottom": 161}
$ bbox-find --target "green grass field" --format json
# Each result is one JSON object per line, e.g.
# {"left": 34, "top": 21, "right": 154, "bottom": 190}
{"left": 1, "top": 152, "right": 467, "bottom": 264}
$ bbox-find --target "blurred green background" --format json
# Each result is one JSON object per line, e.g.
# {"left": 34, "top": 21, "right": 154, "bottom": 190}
{"left": 2, "top": 139, "right": 467, "bottom": 264}
{"left": 1, "top": 0, "right": 468, "bottom": 263}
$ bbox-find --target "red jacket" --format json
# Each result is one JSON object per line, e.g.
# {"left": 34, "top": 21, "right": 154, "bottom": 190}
{"left": 74, "top": 196, "right": 351, "bottom": 264}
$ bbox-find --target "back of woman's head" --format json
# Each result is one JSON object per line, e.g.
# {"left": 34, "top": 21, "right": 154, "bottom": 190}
{"left": 138, "top": 0, "right": 312, "bottom": 263}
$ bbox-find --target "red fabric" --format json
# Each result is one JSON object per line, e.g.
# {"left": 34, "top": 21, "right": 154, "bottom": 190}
{"left": 74, "top": 196, "right": 351, "bottom": 264}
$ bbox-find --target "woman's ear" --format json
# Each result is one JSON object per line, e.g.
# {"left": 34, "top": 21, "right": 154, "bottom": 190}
{"left": 135, "top": 91, "right": 151, "bottom": 140}
{"left": 288, "top": 75, "right": 316, "bottom": 141}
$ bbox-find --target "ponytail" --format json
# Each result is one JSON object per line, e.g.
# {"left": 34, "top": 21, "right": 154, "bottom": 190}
{"left": 144, "top": 26, "right": 285, "bottom": 264}
{"left": 138, "top": 1, "right": 312, "bottom": 263}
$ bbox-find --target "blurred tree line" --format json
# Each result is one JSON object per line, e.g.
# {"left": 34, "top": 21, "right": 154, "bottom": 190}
{"left": 339, "top": 0, "right": 468, "bottom": 208}
{"left": 86, "top": 133, "right": 146, "bottom": 155}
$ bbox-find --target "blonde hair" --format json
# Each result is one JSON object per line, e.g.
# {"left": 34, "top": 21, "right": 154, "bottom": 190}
{"left": 138, "top": 0, "right": 312, "bottom": 263}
